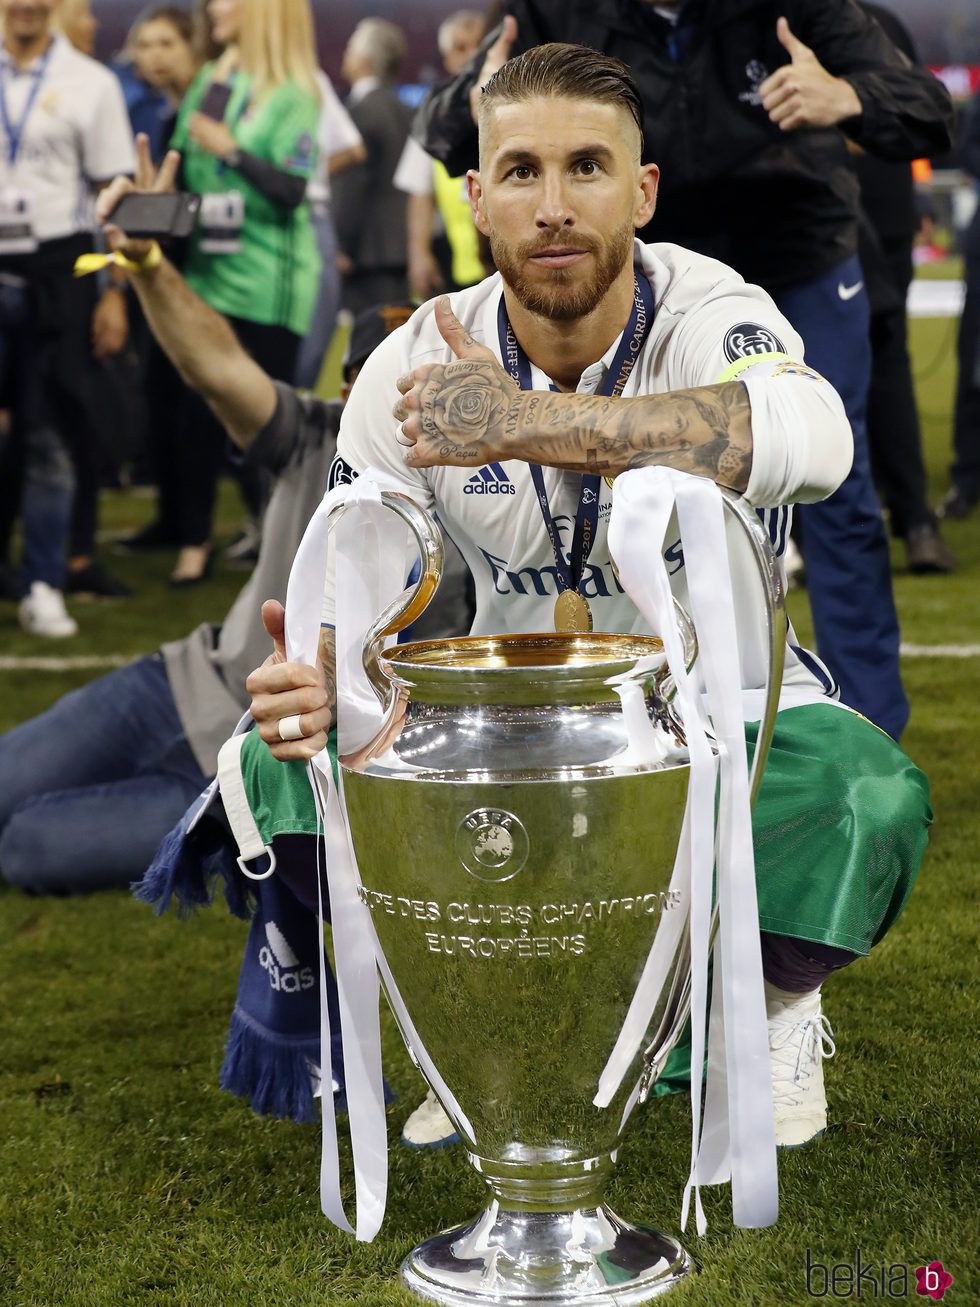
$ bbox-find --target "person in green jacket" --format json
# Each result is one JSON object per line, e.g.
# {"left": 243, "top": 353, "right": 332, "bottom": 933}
{"left": 166, "top": 0, "right": 321, "bottom": 585}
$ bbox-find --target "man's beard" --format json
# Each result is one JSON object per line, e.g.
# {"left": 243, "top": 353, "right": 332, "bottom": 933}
{"left": 489, "top": 219, "right": 636, "bottom": 322}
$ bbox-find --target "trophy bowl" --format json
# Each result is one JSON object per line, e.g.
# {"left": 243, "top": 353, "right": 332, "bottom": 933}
{"left": 341, "top": 631, "right": 700, "bottom": 1306}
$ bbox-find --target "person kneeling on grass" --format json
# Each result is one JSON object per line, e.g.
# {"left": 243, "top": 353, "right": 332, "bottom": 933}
{"left": 0, "top": 139, "right": 462, "bottom": 1123}
{"left": 118, "top": 46, "right": 929, "bottom": 1157}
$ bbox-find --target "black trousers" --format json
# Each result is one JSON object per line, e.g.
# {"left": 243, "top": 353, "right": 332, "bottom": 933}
{"left": 951, "top": 230, "right": 980, "bottom": 498}
{"left": 0, "top": 234, "right": 104, "bottom": 562}
{"left": 171, "top": 316, "right": 300, "bottom": 547}
{"left": 864, "top": 237, "right": 933, "bottom": 537}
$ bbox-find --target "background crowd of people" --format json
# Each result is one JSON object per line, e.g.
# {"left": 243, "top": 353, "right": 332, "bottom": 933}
{"left": 0, "top": 0, "right": 976, "bottom": 894}
{"left": 0, "top": 0, "right": 497, "bottom": 626}
{"left": 0, "top": 0, "right": 974, "bottom": 637}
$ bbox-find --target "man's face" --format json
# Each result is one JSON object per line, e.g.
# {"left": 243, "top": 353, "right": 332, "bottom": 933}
{"left": 469, "top": 96, "right": 658, "bottom": 323}
{"left": 441, "top": 21, "right": 481, "bottom": 77}
{"left": 1, "top": 0, "right": 56, "bottom": 42}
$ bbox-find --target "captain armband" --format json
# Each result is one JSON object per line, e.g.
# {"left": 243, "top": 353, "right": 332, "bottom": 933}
{"left": 716, "top": 354, "right": 828, "bottom": 386}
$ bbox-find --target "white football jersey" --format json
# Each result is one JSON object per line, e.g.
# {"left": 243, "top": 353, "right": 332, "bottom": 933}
{"left": 332, "top": 241, "right": 853, "bottom": 712}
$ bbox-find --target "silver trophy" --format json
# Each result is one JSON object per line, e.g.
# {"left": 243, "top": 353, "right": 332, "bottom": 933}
{"left": 335, "top": 489, "right": 783, "bottom": 1306}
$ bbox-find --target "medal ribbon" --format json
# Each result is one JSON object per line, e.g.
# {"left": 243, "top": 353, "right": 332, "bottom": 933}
{"left": 0, "top": 41, "right": 54, "bottom": 168}
{"left": 495, "top": 267, "right": 655, "bottom": 596}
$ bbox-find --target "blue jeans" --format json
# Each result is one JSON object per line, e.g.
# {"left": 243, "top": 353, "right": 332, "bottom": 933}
{"left": 772, "top": 255, "right": 909, "bottom": 742}
{"left": 0, "top": 655, "right": 208, "bottom": 894}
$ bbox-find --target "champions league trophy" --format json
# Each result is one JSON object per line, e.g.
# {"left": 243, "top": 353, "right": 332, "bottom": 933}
{"left": 335, "top": 488, "right": 784, "bottom": 1307}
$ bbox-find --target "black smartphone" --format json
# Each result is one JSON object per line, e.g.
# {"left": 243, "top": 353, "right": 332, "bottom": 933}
{"left": 109, "top": 191, "right": 202, "bottom": 239}
{"left": 198, "top": 81, "right": 233, "bottom": 121}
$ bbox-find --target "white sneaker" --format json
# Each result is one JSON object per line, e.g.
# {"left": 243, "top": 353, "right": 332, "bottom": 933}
{"left": 401, "top": 1087, "right": 460, "bottom": 1150}
{"left": 766, "top": 982, "right": 836, "bottom": 1149}
{"left": 18, "top": 581, "right": 78, "bottom": 638}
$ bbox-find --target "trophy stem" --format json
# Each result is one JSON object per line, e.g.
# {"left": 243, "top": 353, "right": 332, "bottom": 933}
{"left": 401, "top": 1197, "right": 691, "bottom": 1307}
{"left": 400, "top": 1156, "right": 691, "bottom": 1306}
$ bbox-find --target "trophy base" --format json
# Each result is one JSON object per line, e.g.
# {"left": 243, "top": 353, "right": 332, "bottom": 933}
{"left": 401, "top": 1201, "right": 692, "bottom": 1306}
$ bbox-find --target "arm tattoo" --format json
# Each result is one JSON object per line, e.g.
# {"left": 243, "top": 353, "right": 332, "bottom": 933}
{"left": 419, "top": 360, "right": 514, "bottom": 456}
{"left": 319, "top": 627, "right": 338, "bottom": 722}
{"left": 511, "top": 382, "right": 754, "bottom": 492}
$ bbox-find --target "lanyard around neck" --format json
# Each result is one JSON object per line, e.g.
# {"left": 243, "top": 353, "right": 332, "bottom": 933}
{"left": 495, "top": 267, "right": 655, "bottom": 596}
{"left": 0, "top": 40, "right": 54, "bottom": 169}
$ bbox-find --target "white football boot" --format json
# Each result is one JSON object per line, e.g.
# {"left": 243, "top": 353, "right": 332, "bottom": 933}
{"left": 401, "top": 1087, "right": 460, "bottom": 1149}
{"left": 766, "top": 981, "right": 836, "bottom": 1148}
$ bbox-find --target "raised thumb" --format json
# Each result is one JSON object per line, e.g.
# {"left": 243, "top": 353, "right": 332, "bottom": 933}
{"left": 485, "top": 14, "right": 518, "bottom": 69}
{"left": 261, "top": 598, "right": 287, "bottom": 660}
{"left": 776, "top": 16, "right": 811, "bottom": 61}
{"left": 435, "top": 295, "right": 493, "bottom": 361}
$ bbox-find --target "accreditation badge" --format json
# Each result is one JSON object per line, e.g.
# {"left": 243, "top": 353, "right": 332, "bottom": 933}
{"left": 0, "top": 188, "right": 37, "bottom": 254}
{"left": 198, "top": 190, "right": 244, "bottom": 254}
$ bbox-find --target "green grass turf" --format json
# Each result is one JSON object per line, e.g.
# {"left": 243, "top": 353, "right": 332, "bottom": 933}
{"left": 1, "top": 303, "right": 979, "bottom": 1306}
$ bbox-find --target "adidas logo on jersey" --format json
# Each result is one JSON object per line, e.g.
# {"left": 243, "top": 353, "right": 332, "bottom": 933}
{"left": 464, "top": 464, "right": 515, "bottom": 495}
{"left": 258, "top": 920, "right": 315, "bottom": 993}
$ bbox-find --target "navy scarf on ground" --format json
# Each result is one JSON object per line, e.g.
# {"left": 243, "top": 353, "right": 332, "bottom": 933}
{"left": 136, "top": 806, "right": 382, "bottom": 1124}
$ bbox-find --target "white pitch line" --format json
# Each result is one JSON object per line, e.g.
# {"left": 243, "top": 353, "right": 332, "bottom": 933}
{"left": 0, "top": 654, "right": 133, "bottom": 672}
{"left": 901, "top": 642, "right": 980, "bottom": 659}
{"left": 0, "top": 644, "right": 978, "bottom": 674}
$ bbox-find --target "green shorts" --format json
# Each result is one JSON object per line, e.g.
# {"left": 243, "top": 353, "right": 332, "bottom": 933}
{"left": 237, "top": 701, "right": 931, "bottom": 957}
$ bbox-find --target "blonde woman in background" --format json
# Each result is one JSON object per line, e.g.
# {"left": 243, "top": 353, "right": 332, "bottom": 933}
{"left": 164, "top": 0, "right": 321, "bottom": 584}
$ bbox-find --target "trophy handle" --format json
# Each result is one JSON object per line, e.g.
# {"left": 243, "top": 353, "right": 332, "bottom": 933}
{"left": 637, "top": 490, "right": 786, "bottom": 1099}
{"left": 326, "top": 490, "right": 444, "bottom": 706}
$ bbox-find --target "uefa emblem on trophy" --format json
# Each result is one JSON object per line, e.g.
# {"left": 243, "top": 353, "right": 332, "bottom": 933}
{"left": 328, "top": 485, "right": 784, "bottom": 1305}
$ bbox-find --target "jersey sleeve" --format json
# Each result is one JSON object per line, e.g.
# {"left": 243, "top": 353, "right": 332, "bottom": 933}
{"left": 80, "top": 66, "right": 136, "bottom": 182}
{"left": 250, "top": 82, "right": 320, "bottom": 179}
{"left": 336, "top": 325, "right": 436, "bottom": 511}
{"left": 664, "top": 286, "right": 853, "bottom": 508}
{"left": 322, "top": 325, "right": 438, "bottom": 626}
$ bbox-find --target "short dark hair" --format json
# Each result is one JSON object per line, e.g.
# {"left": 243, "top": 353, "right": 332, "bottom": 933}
{"left": 480, "top": 43, "right": 644, "bottom": 145}
{"left": 130, "top": 4, "right": 194, "bottom": 47}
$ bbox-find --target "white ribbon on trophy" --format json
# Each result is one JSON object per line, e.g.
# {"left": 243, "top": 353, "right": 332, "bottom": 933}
{"left": 284, "top": 467, "right": 471, "bottom": 1242}
{"left": 599, "top": 466, "right": 778, "bottom": 1234}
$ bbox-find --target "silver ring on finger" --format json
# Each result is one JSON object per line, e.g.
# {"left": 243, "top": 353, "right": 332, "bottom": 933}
{"left": 278, "top": 713, "right": 304, "bottom": 742}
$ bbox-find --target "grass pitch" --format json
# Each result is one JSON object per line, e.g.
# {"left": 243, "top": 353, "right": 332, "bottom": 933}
{"left": 1, "top": 308, "right": 978, "bottom": 1306}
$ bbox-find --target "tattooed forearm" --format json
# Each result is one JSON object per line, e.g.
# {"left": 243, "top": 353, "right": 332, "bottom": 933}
{"left": 318, "top": 626, "right": 338, "bottom": 723}
{"left": 506, "top": 382, "right": 754, "bottom": 492}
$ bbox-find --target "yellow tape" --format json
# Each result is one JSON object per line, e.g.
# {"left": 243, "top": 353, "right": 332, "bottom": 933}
{"left": 73, "top": 242, "right": 163, "bottom": 278}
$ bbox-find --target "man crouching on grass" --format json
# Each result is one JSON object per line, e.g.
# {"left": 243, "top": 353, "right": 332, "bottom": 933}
{"left": 103, "top": 48, "right": 931, "bottom": 1160}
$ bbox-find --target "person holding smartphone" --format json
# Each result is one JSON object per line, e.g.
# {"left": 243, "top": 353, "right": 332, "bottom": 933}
{"left": 164, "top": 0, "right": 321, "bottom": 585}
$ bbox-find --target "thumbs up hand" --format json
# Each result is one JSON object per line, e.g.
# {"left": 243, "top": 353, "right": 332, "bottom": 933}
{"left": 393, "top": 296, "right": 522, "bottom": 468}
{"left": 758, "top": 16, "right": 862, "bottom": 131}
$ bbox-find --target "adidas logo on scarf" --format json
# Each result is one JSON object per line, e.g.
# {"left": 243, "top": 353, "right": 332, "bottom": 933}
{"left": 259, "top": 921, "right": 315, "bottom": 993}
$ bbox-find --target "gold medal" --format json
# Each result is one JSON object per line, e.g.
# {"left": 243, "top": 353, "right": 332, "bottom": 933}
{"left": 554, "top": 589, "right": 593, "bottom": 634}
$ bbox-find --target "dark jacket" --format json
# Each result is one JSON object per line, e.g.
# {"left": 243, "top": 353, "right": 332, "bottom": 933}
{"left": 414, "top": 0, "right": 953, "bottom": 289}
{"left": 333, "top": 83, "right": 413, "bottom": 274}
